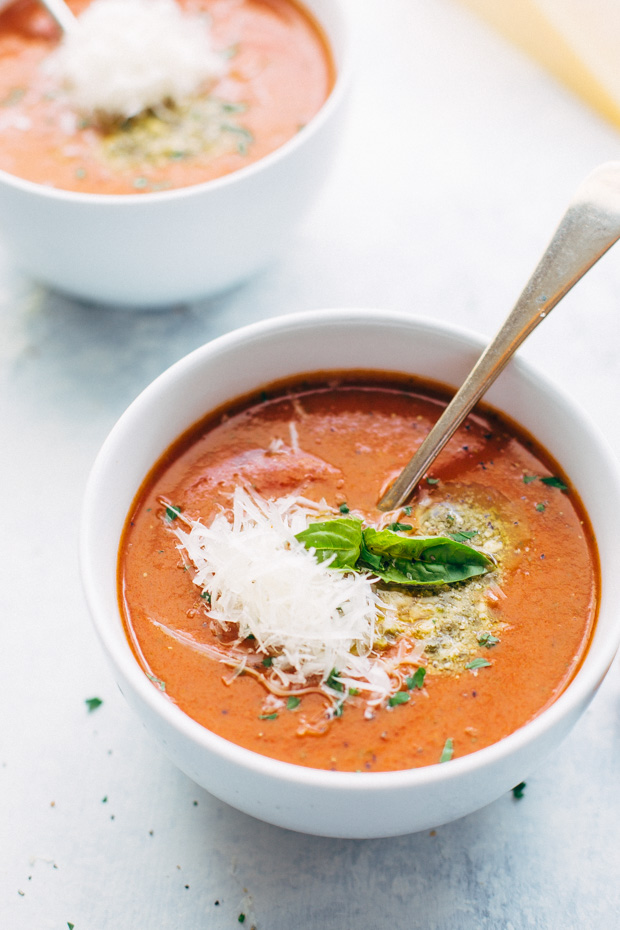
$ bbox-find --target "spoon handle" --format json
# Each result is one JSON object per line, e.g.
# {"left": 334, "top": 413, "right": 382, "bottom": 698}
{"left": 40, "top": 0, "right": 77, "bottom": 33}
{"left": 378, "top": 162, "right": 620, "bottom": 512}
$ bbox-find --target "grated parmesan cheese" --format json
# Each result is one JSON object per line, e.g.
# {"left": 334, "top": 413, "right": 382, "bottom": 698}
{"left": 174, "top": 490, "right": 394, "bottom": 699}
{"left": 45, "top": 0, "right": 226, "bottom": 120}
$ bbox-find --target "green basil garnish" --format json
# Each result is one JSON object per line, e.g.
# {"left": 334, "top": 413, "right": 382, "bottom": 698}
{"left": 294, "top": 518, "right": 362, "bottom": 570}
{"left": 295, "top": 519, "right": 493, "bottom": 587}
{"left": 359, "top": 527, "right": 493, "bottom": 586}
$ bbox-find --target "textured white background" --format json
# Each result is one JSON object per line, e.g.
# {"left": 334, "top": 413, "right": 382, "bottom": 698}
{"left": 2, "top": 1, "right": 620, "bottom": 927}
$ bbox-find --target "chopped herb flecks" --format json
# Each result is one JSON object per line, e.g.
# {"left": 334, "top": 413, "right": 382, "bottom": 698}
{"left": 1, "top": 87, "right": 25, "bottom": 107}
{"left": 426, "top": 477, "right": 439, "bottom": 485}
{"left": 147, "top": 673, "right": 166, "bottom": 691}
{"left": 339, "top": 503, "right": 350, "bottom": 513}
{"left": 326, "top": 668, "right": 344, "bottom": 692}
{"left": 387, "top": 522, "right": 413, "bottom": 532}
{"left": 535, "top": 503, "right": 546, "bottom": 513}
{"left": 406, "top": 667, "right": 426, "bottom": 690}
{"left": 512, "top": 781, "right": 526, "bottom": 799}
{"left": 440, "top": 738, "right": 454, "bottom": 762}
{"left": 478, "top": 632, "right": 500, "bottom": 648}
{"left": 388, "top": 690, "right": 410, "bottom": 707}
{"left": 449, "top": 530, "right": 478, "bottom": 543}
{"left": 524, "top": 474, "right": 568, "bottom": 492}
{"left": 165, "top": 504, "right": 182, "bottom": 522}
{"left": 466, "top": 657, "right": 492, "bottom": 670}
{"left": 286, "top": 696, "right": 301, "bottom": 710}
{"left": 540, "top": 476, "right": 568, "bottom": 490}
{"left": 259, "top": 712, "right": 277, "bottom": 720}
{"left": 85, "top": 697, "right": 103, "bottom": 713}
{"left": 262, "top": 656, "right": 273, "bottom": 667}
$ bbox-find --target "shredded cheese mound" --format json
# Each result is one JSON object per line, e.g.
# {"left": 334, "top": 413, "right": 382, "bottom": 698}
{"left": 45, "top": 0, "right": 225, "bottom": 120}
{"left": 174, "top": 490, "right": 394, "bottom": 698}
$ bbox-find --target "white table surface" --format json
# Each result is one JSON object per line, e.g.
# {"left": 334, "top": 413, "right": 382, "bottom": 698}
{"left": 3, "top": 1, "right": 620, "bottom": 927}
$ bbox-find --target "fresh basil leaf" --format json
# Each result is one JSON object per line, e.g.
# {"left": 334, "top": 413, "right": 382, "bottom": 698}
{"left": 360, "top": 527, "right": 493, "bottom": 586}
{"left": 297, "top": 518, "right": 493, "bottom": 587}
{"left": 295, "top": 518, "right": 362, "bottom": 569}
{"left": 358, "top": 537, "right": 385, "bottom": 573}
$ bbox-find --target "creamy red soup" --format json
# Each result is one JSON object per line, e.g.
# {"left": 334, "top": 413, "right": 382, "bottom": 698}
{"left": 118, "top": 374, "right": 598, "bottom": 773}
{"left": 0, "top": 0, "right": 333, "bottom": 194}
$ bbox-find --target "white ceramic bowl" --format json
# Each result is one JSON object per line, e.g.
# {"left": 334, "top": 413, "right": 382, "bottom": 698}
{"left": 80, "top": 309, "right": 620, "bottom": 837}
{"left": 0, "top": 0, "right": 351, "bottom": 307}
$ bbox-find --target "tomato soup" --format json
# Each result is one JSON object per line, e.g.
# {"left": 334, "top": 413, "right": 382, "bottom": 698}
{"left": 0, "top": 0, "right": 333, "bottom": 194}
{"left": 118, "top": 374, "right": 599, "bottom": 772}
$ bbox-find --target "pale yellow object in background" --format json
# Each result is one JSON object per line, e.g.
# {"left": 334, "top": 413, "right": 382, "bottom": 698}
{"left": 458, "top": 0, "right": 620, "bottom": 128}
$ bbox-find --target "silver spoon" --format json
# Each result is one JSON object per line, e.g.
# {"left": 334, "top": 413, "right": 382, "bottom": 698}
{"left": 377, "top": 161, "right": 620, "bottom": 512}
{"left": 40, "top": 0, "right": 77, "bottom": 33}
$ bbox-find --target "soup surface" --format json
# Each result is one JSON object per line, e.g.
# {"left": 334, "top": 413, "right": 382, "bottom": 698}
{"left": 119, "top": 374, "right": 599, "bottom": 772}
{"left": 0, "top": 0, "right": 333, "bottom": 194}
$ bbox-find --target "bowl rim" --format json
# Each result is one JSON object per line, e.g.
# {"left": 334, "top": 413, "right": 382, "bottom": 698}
{"left": 0, "top": 0, "right": 353, "bottom": 206}
{"left": 80, "top": 307, "right": 620, "bottom": 794}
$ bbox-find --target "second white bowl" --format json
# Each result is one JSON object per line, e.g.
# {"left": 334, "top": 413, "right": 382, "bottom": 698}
{"left": 0, "top": 0, "right": 351, "bottom": 307}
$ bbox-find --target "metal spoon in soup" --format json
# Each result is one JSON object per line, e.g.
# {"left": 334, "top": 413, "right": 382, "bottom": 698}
{"left": 378, "top": 161, "right": 620, "bottom": 511}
